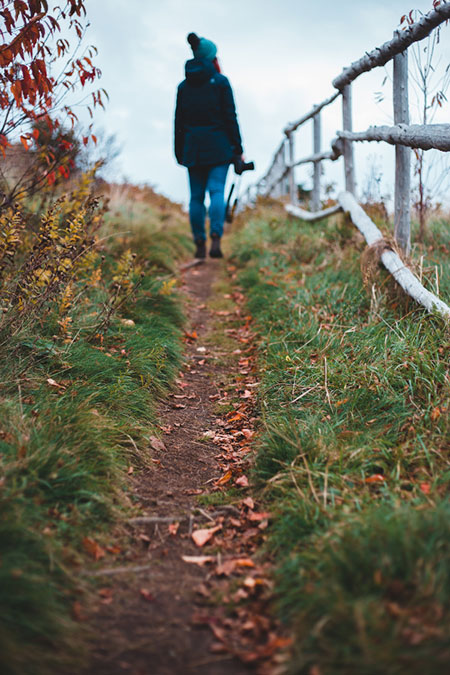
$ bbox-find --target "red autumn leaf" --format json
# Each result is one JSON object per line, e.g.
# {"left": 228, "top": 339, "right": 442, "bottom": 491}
{"left": 365, "top": 474, "right": 385, "bottom": 484}
{"left": 420, "top": 482, "right": 431, "bottom": 494}
{"left": 20, "top": 135, "right": 30, "bottom": 150}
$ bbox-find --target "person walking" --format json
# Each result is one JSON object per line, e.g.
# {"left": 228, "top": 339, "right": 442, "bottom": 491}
{"left": 174, "top": 32, "right": 244, "bottom": 259}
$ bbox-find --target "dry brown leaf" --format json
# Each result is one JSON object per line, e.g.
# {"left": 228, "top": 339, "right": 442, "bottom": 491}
{"left": 140, "top": 588, "right": 155, "bottom": 602}
{"left": 216, "top": 469, "right": 232, "bottom": 486}
{"left": 46, "top": 377, "right": 64, "bottom": 389}
{"left": 242, "top": 496, "right": 255, "bottom": 509}
{"left": 236, "top": 475, "right": 249, "bottom": 488}
{"left": 168, "top": 521, "right": 180, "bottom": 536}
{"left": 248, "top": 511, "right": 271, "bottom": 522}
{"left": 192, "top": 525, "right": 221, "bottom": 547}
{"left": 149, "top": 436, "right": 166, "bottom": 452}
{"left": 431, "top": 406, "right": 441, "bottom": 421}
{"left": 82, "top": 536, "right": 105, "bottom": 561}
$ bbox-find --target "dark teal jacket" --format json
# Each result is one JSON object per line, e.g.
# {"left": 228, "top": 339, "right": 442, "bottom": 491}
{"left": 174, "top": 58, "right": 243, "bottom": 167}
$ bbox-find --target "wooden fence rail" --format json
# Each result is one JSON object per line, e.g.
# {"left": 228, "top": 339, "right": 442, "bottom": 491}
{"left": 243, "top": 2, "right": 450, "bottom": 319}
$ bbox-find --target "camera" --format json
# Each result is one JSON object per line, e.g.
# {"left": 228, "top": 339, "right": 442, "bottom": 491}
{"left": 233, "top": 157, "right": 255, "bottom": 175}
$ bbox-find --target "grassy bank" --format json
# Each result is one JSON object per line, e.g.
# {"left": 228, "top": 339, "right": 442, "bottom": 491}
{"left": 229, "top": 201, "right": 450, "bottom": 674}
{"left": 0, "top": 182, "right": 191, "bottom": 674}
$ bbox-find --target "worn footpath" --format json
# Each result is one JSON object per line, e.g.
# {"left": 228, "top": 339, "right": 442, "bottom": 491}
{"left": 80, "top": 259, "right": 288, "bottom": 675}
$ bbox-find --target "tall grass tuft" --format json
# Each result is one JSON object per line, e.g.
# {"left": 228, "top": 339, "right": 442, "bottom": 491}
{"left": 230, "top": 203, "right": 450, "bottom": 674}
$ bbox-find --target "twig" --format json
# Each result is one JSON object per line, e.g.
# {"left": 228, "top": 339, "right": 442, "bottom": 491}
{"left": 323, "top": 468, "right": 329, "bottom": 509}
{"left": 287, "top": 386, "right": 318, "bottom": 406}
{"left": 128, "top": 516, "right": 184, "bottom": 525}
{"left": 324, "top": 356, "right": 332, "bottom": 409}
{"left": 180, "top": 259, "right": 205, "bottom": 272}
{"left": 83, "top": 564, "right": 154, "bottom": 577}
{"left": 302, "top": 455, "right": 321, "bottom": 506}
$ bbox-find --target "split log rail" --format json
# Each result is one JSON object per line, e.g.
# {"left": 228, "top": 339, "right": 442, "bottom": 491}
{"left": 242, "top": 2, "right": 450, "bottom": 318}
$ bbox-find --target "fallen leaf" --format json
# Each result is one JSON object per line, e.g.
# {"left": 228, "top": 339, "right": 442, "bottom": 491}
{"left": 229, "top": 517, "right": 242, "bottom": 527}
{"left": 241, "top": 429, "right": 255, "bottom": 440}
{"left": 46, "top": 377, "right": 64, "bottom": 389}
{"left": 216, "top": 470, "right": 232, "bottom": 486}
{"left": 72, "top": 601, "right": 86, "bottom": 621}
{"left": 149, "top": 436, "right": 166, "bottom": 452}
{"left": 420, "top": 482, "right": 431, "bottom": 494}
{"left": 236, "top": 475, "right": 249, "bottom": 488}
{"left": 196, "top": 346, "right": 206, "bottom": 353}
{"left": 127, "top": 465, "right": 134, "bottom": 475}
{"left": 241, "top": 390, "right": 252, "bottom": 399}
{"left": 106, "top": 545, "right": 121, "bottom": 555}
{"left": 168, "top": 521, "right": 180, "bottom": 536}
{"left": 195, "top": 583, "right": 211, "bottom": 598}
{"left": 431, "top": 406, "right": 441, "bottom": 421}
{"left": 98, "top": 587, "right": 114, "bottom": 604}
{"left": 82, "top": 536, "right": 106, "bottom": 561}
{"left": 242, "top": 496, "right": 255, "bottom": 509}
{"left": 182, "top": 555, "right": 214, "bottom": 566}
{"left": 192, "top": 525, "right": 221, "bottom": 547}
{"left": 140, "top": 588, "right": 155, "bottom": 602}
{"left": 365, "top": 474, "right": 385, "bottom": 484}
{"left": 248, "top": 511, "right": 271, "bottom": 522}
{"left": 335, "top": 398, "right": 349, "bottom": 407}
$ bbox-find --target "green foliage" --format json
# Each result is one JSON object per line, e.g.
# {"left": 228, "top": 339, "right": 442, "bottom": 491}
{"left": 230, "top": 206, "right": 450, "bottom": 674}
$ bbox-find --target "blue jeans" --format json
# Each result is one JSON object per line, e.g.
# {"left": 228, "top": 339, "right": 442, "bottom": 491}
{"left": 188, "top": 164, "right": 229, "bottom": 241}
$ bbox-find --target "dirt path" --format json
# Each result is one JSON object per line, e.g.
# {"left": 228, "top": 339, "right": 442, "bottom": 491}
{"left": 81, "top": 260, "right": 254, "bottom": 675}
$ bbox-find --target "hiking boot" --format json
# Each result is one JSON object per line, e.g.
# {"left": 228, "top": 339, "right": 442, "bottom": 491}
{"left": 209, "top": 234, "right": 223, "bottom": 258}
{"left": 194, "top": 239, "right": 206, "bottom": 259}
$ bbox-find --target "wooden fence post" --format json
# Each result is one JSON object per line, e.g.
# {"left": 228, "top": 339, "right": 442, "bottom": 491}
{"left": 312, "top": 111, "right": 322, "bottom": 211}
{"left": 287, "top": 132, "right": 296, "bottom": 204}
{"left": 342, "top": 84, "right": 355, "bottom": 194}
{"left": 393, "top": 45, "right": 411, "bottom": 254}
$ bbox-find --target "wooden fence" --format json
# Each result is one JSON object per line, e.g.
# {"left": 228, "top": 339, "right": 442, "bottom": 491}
{"left": 241, "top": 2, "right": 450, "bottom": 319}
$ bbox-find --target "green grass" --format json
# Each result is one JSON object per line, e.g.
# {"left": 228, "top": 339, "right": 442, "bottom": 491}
{"left": 229, "top": 204, "right": 450, "bottom": 674}
{"left": 0, "top": 194, "right": 191, "bottom": 674}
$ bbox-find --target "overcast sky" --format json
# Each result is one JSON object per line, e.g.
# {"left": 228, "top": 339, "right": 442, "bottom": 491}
{"left": 84, "top": 0, "right": 450, "bottom": 206}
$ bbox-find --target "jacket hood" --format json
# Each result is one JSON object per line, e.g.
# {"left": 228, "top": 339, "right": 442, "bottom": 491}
{"left": 185, "top": 58, "right": 216, "bottom": 86}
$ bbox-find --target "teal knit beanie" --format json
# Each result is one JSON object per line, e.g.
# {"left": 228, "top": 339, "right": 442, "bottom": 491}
{"left": 187, "top": 32, "right": 217, "bottom": 61}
